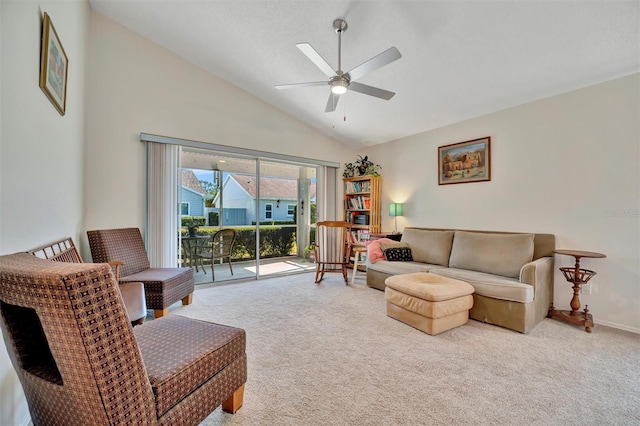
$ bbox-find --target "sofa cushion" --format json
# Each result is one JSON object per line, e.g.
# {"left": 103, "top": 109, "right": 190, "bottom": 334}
{"left": 400, "top": 229, "right": 455, "bottom": 266}
{"left": 430, "top": 268, "right": 534, "bottom": 303}
{"left": 448, "top": 231, "right": 534, "bottom": 278}
{"left": 366, "top": 259, "right": 437, "bottom": 276}
{"left": 384, "top": 247, "right": 414, "bottom": 261}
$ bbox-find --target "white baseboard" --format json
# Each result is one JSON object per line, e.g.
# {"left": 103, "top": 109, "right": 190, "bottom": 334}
{"left": 595, "top": 319, "right": 640, "bottom": 334}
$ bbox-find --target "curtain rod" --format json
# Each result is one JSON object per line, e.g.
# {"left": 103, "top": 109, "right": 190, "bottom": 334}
{"left": 140, "top": 133, "right": 340, "bottom": 168}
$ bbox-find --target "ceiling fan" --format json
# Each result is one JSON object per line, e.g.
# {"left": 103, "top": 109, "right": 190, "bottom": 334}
{"left": 275, "top": 18, "right": 402, "bottom": 112}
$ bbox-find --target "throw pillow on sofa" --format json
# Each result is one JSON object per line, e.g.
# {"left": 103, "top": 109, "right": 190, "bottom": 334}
{"left": 379, "top": 241, "right": 409, "bottom": 252}
{"left": 366, "top": 238, "right": 396, "bottom": 263}
{"left": 384, "top": 247, "right": 414, "bottom": 261}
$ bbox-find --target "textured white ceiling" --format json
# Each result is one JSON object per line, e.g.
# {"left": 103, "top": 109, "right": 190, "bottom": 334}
{"left": 89, "top": 0, "right": 639, "bottom": 149}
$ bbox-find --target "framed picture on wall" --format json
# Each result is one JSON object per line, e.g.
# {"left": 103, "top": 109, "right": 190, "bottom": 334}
{"left": 438, "top": 137, "right": 491, "bottom": 185}
{"left": 39, "top": 12, "right": 68, "bottom": 116}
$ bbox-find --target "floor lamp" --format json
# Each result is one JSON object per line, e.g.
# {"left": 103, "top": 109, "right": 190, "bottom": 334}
{"left": 388, "top": 203, "right": 403, "bottom": 234}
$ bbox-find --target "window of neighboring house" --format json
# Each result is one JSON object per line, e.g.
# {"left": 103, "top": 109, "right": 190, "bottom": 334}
{"left": 287, "top": 204, "right": 295, "bottom": 217}
{"left": 181, "top": 202, "right": 190, "bottom": 216}
{"left": 265, "top": 203, "right": 273, "bottom": 220}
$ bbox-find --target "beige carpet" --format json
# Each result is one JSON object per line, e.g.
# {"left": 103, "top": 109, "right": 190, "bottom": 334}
{"left": 172, "top": 273, "right": 640, "bottom": 425}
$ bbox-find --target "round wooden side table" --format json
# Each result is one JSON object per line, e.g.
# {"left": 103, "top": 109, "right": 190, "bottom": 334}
{"left": 547, "top": 249, "right": 606, "bottom": 333}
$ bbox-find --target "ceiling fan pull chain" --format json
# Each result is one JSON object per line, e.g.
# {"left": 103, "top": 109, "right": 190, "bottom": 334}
{"left": 344, "top": 91, "right": 347, "bottom": 122}
{"left": 337, "top": 25, "right": 342, "bottom": 72}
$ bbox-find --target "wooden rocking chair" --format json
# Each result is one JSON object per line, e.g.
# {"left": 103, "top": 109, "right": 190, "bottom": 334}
{"left": 313, "top": 221, "right": 351, "bottom": 284}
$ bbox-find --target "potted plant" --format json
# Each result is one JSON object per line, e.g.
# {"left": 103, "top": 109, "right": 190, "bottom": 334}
{"left": 354, "top": 155, "right": 382, "bottom": 176}
{"left": 343, "top": 162, "right": 356, "bottom": 178}
{"left": 181, "top": 216, "right": 206, "bottom": 236}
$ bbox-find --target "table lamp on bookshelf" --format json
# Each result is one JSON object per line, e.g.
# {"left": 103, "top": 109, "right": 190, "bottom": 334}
{"left": 389, "top": 203, "right": 403, "bottom": 234}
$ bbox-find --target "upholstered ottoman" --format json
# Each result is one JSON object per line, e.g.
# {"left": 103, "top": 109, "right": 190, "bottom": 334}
{"left": 385, "top": 272, "right": 475, "bottom": 335}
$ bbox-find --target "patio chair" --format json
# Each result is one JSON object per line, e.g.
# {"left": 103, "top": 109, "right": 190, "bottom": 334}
{"left": 0, "top": 252, "right": 246, "bottom": 426}
{"left": 27, "top": 237, "right": 147, "bottom": 325}
{"left": 87, "top": 227, "right": 194, "bottom": 318}
{"left": 313, "top": 221, "right": 351, "bottom": 284}
{"left": 196, "top": 229, "right": 237, "bottom": 281}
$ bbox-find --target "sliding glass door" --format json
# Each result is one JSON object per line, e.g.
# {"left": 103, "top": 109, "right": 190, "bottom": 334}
{"left": 178, "top": 148, "right": 317, "bottom": 285}
{"left": 256, "top": 160, "right": 317, "bottom": 277}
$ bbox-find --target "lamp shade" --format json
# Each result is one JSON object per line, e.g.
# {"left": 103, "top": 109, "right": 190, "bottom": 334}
{"left": 388, "top": 203, "right": 403, "bottom": 217}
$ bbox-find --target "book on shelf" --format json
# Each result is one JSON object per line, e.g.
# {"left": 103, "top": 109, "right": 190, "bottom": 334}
{"left": 349, "top": 229, "right": 370, "bottom": 244}
{"left": 345, "top": 180, "right": 371, "bottom": 193}
{"left": 346, "top": 195, "right": 371, "bottom": 210}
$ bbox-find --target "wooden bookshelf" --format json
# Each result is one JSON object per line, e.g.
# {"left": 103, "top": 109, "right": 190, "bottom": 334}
{"left": 343, "top": 175, "right": 381, "bottom": 236}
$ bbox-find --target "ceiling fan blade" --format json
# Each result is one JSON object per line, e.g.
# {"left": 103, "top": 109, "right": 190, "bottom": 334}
{"left": 296, "top": 43, "right": 336, "bottom": 78}
{"left": 325, "top": 92, "right": 340, "bottom": 112}
{"left": 349, "top": 82, "right": 395, "bottom": 100}
{"left": 346, "top": 47, "right": 402, "bottom": 82}
{"left": 275, "top": 81, "right": 328, "bottom": 90}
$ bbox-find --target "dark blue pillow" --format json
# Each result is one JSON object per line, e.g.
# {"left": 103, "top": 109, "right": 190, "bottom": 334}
{"left": 384, "top": 247, "right": 413, "bottom": 261}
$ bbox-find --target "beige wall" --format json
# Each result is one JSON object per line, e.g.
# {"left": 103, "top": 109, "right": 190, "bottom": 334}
{"left": 84, "top": 11, "right": 351, "bottom": 251}
{"left": 0, "top": 1, "right": 90, "bottom": 424}
{"left": 368, "top": 74, "right": 640, "bottom": 332}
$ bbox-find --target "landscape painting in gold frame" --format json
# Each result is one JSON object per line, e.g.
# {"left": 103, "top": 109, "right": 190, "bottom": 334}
{"left": 39, "top": 12, "right": 68, "bottom": 115}
{"left": 438, "top": 137, "right": 491, "bottom": 185}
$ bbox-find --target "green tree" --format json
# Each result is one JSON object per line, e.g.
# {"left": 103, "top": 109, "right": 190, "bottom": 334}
{"left": 199, "top": 180, "right": 219, "bottom": 207}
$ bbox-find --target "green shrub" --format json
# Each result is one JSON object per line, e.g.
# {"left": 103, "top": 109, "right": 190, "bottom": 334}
{"left": 180, "top": 225, "right": 300, "bottom": 261}
{"left": 181, "top": 216, "right": 206, "bottom": 228}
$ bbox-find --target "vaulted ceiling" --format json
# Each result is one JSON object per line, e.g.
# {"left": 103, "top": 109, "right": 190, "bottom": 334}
{"left": 89, "top": 0, "right": 639, "bottom": 149}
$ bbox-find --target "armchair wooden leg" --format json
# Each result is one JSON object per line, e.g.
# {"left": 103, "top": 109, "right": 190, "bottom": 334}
{"left": 154, "top": 308, "right": 169, "bottom": 318}
{"left": 182, "top": 293, "right": 193, "bottom": 306}
{"left": 222, "top": 384, "right": 244, "bottom": 414}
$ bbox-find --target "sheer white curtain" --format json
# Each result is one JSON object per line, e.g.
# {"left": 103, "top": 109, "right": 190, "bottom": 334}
{"left": 146, "top": 142, "right": 179, "bottom": 267}
{"left": 316, "top": 166, "right": 338, "bottom": 221}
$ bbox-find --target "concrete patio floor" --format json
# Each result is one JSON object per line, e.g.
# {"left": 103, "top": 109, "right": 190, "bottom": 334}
{"left": 191, "top": 256, "right": 317, "bottom": 285}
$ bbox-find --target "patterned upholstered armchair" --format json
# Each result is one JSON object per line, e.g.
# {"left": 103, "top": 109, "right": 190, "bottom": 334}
{"left": 27, "top": 237, "right": 147, "bottom": 325}
{"left": 0, "top": 253, "right": 247, "bottom": 425}
{"left": 87, "top": 227, "right": 194, "bottom": 318}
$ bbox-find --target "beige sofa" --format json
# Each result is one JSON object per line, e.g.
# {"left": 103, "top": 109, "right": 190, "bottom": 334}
{"left": 366, "top": 227, "right": 555, "bottom": 333}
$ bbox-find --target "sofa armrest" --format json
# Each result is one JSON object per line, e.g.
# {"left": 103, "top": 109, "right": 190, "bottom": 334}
{"left": 519, "top": 257, "right": 554, "bottom": 323}
{"left": 519, "top": 257, "right": 553, "bottom": 287}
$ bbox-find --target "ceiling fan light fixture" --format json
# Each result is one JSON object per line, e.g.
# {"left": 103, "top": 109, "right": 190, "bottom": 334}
{"left": 276, "top": 18, "right": 401, "bottom": 113}
{"left": 330, "top": 79, "right": 348, "bottom": 95}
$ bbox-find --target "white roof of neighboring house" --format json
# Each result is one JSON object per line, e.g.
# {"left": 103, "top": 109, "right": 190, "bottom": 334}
{"left": 228, "top": 174, "right": 316, "bottom": 200}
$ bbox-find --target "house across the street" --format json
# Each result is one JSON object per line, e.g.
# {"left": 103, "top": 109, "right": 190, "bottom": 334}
{"left": 212, "top": 174, "right": 316, "bottom": 224}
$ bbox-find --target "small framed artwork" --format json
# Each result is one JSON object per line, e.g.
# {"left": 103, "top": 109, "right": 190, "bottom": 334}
{"left": 39, "top": 12, "right": 68, "bottom": 115}
{"left": 438, "top": 136, "right": 491, "bottom": 185}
